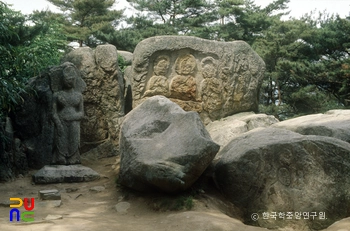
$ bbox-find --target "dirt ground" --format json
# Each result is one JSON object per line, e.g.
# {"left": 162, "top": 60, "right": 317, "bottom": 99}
{"left": 0, "top": 156, "right": 349, "bottom": 231}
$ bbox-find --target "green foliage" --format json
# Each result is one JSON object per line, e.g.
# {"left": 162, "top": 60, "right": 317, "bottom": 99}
{"left": 47, "top": 0, "right": 123, "bottom": 47}
{"left": 105, "top": 0, "right": 218, "bottom": 50}
{"left": 96, "top": 27, "right": 141, "bottom": 52}
{"left": 216, "top": 0, "right": 290, "bottom": 43}
{"left": 0, "top": 2, "right": 67, "bottom": 117}
{"left": 254, "top": 11, "right": 350, "bottom": 119}
{"left": 289, "top": 85, "right": 341, "bottom": 113}
{"left": 127, "top": 0, "right": 216, "bottom": 31}
{"left": 117, "top": 54, "right": 127, "bottom": 73}
{"left": 0, "top": 2, "right": 27, "bottom": 113}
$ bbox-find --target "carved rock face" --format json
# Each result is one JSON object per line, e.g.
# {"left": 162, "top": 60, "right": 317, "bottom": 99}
{"left": 214, "top": 127, "right": 350, "bottom": 230}
{"left": 154, "top": 55, "right": 170, "bottom": 76}
{"left": 51, "top": 62, "right": 85, "bottom": 165}
{"left": 119, "top": 96, "right": 220, "bottom": 193}
{"left": 128, "top": 36, "right": 265, "bottom": 123}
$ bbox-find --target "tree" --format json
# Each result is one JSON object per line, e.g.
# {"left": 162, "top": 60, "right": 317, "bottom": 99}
{"left": 254, "top": 12, "right": 350, "bottom": 119}
{"left": 125, "top": 0, "right": 217, "bottom": 36}
{"left": 98, "top": 0, "right": 219, "bottom": 51}
{"left": 128, "top": 0, "right": 216, "bottom": 30}
{"left": 96, "top": 13, "right": 179, "bottom": 52}
{"left": 47, "top": 0, "right": 123, "bottom": 47}
{"left": 302, "top": 14, "right": 350, "bottom": 107}
{"left": 0, "top": 2, "right": 67, "bottom": 118}
{"left": 216, "top": 0, "right": 290, "bottom": 44}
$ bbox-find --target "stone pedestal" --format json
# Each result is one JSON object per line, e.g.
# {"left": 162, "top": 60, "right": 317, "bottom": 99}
{"left": 32, "top": 165, "right": 100, "bottom": 184}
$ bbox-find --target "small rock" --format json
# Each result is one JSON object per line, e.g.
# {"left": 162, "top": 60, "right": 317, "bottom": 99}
{"left": 44, "top": 214, "right": 63, "bottom": 220}
{"left": 115, "top": 202, "right": 131, "bottom": 214}
{"left": 32, "top": 165, "right": 100, "bottom": 184}
{"left": 89, "top": 186, "right": 105, "bottom": 192}
{"left": 39, "top": 189, "right": 61, "bottom": 200}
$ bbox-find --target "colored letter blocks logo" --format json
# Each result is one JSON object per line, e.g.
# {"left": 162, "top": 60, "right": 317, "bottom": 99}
{"left": 9, "top": 198, "right": 35, "bottom": 222}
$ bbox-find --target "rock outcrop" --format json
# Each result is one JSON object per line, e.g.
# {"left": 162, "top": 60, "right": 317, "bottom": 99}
{"left": 272, "top": 109, "right": 350, "bottom": 143}
{"left": 11, "top": 70, "right": 54, "bottom": 168}
{"left": 119, "top": 96, "right": 219, "bottom": 193}
{"left": 214, "top": 127, "right": 350, "bottom": 230}
{"left": 11, "top": 62, "right": 89, "bottom": 169}
{"left": 10, "top": 43, "right": 125, "bottom": 169}
{"left": 127, "top": 36, "right": 265, "bottom": 123}
{"left": 63, "top": 44, "right": 125, "bottom": 152}
{"left": 206, "top": 112, "right": 279, "bottom": 149}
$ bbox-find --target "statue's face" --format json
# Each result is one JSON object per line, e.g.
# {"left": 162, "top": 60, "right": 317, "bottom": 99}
{"left": 180, "top": 58, "right": 196, "bottom": 75}
{"left": 203, "top": 63, "right": 216, "bottom": 79}
{"left": 63, "top": 66, "right": 77, "bottom": 89}
{"left": 154, "top": 59, "right": 169, "bottom": 76}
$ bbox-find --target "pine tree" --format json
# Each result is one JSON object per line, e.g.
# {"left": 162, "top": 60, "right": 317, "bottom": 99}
{"left": 254, "top": 13, "right": 350, "bottom": 119}
{"left": 126, "top": 0, "right": 217, "bottom": 36}
{"left": 47, "top": 0, "right": 123, "bottom": 47}
{"left": 216, "top": 0, "right": 290, "bottom": 44}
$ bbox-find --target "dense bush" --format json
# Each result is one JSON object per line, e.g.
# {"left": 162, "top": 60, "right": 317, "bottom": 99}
{"left": 0, "top": 1, "right": 67, "bottom": 119}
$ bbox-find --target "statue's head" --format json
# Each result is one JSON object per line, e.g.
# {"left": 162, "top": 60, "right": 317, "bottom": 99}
{"left": 50, "top": 62, "right": 86, "bottom": 93}
{"left": 153, "top": 55, "right": 170, "bottom": 76}
{"left": 175, "top": 54, "right": 196, "bottom": 76}
{"left": 62, "top": 64, "right": 78, "bottom": 89}
{"left": 201, "top": 57, "right": 217, "bottom": 79}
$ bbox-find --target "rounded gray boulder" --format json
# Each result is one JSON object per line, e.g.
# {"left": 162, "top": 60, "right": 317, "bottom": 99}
{"left": 119, "top": 96, "right": 220, "bottom": 193}
{"left": 214, "top": 127, "right": 350, "bottom": 230}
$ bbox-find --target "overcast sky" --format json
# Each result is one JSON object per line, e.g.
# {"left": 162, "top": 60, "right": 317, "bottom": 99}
{"left": 4, "top": 0, "right": 350, "bottom": 19}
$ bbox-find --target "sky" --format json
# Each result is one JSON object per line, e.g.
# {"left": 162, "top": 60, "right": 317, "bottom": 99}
{"left": 3, "top": 0, "right": 350, "bottom": 19}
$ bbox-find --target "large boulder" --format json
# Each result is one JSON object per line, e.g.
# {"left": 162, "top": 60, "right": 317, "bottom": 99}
{"left": 11, "top": 70, "right": 54, "bottom": 168}
{"left": 119, "top": 96, "right": 219, "bottom": 193}
{"left": 206, "top": 112, "right": 279, "bottom": 149}
{"left": 214, "top": 127, "right": 350, "bottom": 230}
{"left": 127, "top": 36, "right": 265, "bottom": 124}
{"left": 272, "top": 109, "right": 350, "bottom": 143}
{"left": 63, "top": 45, "right": 125, "bottom": 152}
{"left": 0, "top": 118, "right": 28, "bottom": 181}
